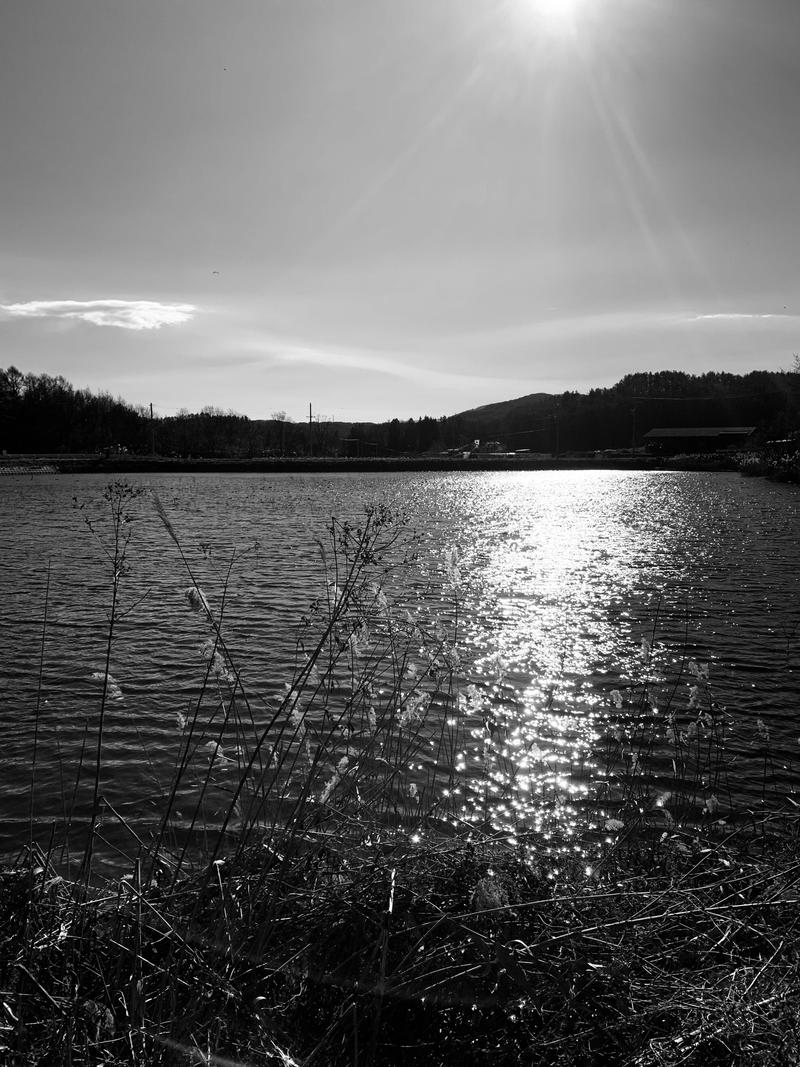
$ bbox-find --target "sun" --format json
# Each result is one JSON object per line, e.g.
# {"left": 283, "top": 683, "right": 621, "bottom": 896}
{"left": 521, "top": 0, "right": 584, "bottom": 38}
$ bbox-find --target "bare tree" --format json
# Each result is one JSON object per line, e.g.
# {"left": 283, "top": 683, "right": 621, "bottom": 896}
{"left": 271, "top": 410, "right": 290, "bottom": 454}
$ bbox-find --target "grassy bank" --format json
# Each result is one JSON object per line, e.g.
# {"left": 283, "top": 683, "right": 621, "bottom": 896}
{"left": 739, "top": 449, "right": 800, "bottom": 484}
{"left": 0, "top": 450, "right": 714, "bottom": 475}
{"left": 49, "top": 453, "right": 665, "bottom": 474}
{"left": 2, "top": 486, "right": 799, "bottom": 1065}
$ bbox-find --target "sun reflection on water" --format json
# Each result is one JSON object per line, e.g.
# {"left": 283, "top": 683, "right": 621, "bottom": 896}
{"left": 427, "top": 471, "right": 694, "bottom": 859}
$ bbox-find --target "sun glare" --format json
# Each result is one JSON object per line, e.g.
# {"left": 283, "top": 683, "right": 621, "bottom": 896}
{"left": 521, "top": 0, "right": 583, "bottom": 37}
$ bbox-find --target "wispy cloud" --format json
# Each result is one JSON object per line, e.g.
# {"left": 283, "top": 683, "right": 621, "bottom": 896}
{"left": 437, "top": 308, "right": 798, "bottom": 349}
{"left": 268, "top": 337, "right": 519, "bottom": 391}
{"left": 1, "top": 299, "right": 196, "bottom": 330}
{"left": 689, "top": 312, "right": 791, "bottom": 322}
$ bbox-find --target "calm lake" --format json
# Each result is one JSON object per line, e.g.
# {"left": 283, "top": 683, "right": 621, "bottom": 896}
{"left": 1, "top": 470, "right": 798, "bottom": 871}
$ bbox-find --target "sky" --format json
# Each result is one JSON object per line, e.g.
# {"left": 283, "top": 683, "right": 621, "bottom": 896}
{"left": 1, "top": 0, "right": 799, "bottom": 423}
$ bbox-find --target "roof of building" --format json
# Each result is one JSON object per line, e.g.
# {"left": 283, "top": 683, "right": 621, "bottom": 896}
{"left": 643, "top": 426, "right": 757, "bottom": 439}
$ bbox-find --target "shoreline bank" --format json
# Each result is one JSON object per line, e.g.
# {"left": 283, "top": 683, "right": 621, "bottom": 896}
{"left": 1, "top": 452, "right": 743, "bottom": 475}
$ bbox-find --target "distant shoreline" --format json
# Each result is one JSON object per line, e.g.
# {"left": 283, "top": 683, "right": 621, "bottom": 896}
{"left": 0, "top": 452, "right": 744, "bottom": 475}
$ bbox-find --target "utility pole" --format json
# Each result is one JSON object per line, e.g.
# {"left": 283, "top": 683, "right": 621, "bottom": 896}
{"left": 150, "top": 402, "right": 155, "bottom": 456}
{"left": 308, "top": 402, "right": 313, "bottom": 456}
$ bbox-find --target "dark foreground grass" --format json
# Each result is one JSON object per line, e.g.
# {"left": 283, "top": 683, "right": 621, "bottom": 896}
{"left": 3, "top": 485, "right": 800, "bottom": 1065}
{"left": 4, "top": 822, "right": 800, "bottom": 1066}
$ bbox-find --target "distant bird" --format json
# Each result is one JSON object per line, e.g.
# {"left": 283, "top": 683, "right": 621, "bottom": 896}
{"left": 212, "top": 270, "right": 220, "bottom": 275}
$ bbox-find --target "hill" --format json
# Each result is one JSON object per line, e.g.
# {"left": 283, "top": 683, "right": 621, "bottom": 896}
{"left": 436, "top": 370, "right": 800, "bottom": 455}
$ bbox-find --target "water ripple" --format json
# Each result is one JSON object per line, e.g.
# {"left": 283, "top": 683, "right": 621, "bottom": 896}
{"left": 1, "top": 470, "right": 798, "bottom": 864}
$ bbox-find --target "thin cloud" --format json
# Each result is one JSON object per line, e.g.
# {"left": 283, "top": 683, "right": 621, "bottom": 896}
{"left": 437, "top": 309, "right": 797, "bottom": 352}
{"left": 440, "top": 309, "right": 797, "bottom": 349}
{"left": 689, "top": 312, "right": 791, "bottom": 322}
{"left": 1, "top": 299, "right": 196, "bottom": 330}
{"left": 269, "top": 338, "right": 519, "bottom": 391}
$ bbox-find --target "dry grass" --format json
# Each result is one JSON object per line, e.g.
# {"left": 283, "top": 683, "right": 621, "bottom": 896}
{"left": 5, "top": 822, "right": 800, "bottom": 1065}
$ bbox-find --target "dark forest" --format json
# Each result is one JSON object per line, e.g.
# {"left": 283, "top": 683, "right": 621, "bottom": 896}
{"left": 2, "top": 365, "right": 798, "bottom": 457}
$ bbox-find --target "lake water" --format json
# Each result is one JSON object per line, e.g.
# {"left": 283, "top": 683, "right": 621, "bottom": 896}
{"left": 1, "top": 470, "right": 798, "bottom": 872}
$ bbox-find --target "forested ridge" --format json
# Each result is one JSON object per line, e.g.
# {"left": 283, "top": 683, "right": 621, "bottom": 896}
{"left": 445, "top": 368, "right": 800, "bottom": 455}
{"left": 2, "top": 365, "right": 798, "bottom": 457}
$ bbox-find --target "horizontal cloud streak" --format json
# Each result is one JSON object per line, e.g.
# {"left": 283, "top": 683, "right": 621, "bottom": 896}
{"left": 688, "top": 312, "right": 791, "bottom": 322}
{"left": 266, "top": 337, "right": 522, "bottom": 391}
{"left": 433, "top": 308, "right": 799, "bottom": 351}
{"left": 2, "top": 299, "right": 196, "bottom": 330}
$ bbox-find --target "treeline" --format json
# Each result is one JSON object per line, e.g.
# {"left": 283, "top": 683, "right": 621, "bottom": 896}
{"left": 347, "top": 369, "right": 800, "bottom": 455}
{"left": 0, "top": 365, "right": 447, "bottom": 457}
{"left": 0, "top": 366, "right": 148, "bottom": 454}
{"left": 2, "top": 365, "right": 798, "bottom": 457}
{"left": 435, "top": 369, "right": 800, "bottom": 454}
{"left": 0, "top": 368, "right": 291, "bottom": 456}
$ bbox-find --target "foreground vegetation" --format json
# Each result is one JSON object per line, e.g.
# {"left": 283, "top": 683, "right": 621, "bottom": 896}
{"left": 2, "top": 487, "right": 800, "bottom": 1065}
{"left": 6, "top": 821, "right": 800, "bottom": 1066}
